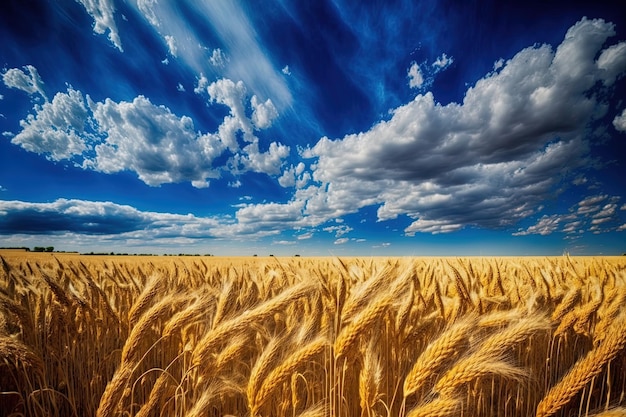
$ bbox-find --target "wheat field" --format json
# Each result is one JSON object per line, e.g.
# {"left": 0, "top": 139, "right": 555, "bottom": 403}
{"left": 0, "top": 252, "right": 625, "bottom": 417}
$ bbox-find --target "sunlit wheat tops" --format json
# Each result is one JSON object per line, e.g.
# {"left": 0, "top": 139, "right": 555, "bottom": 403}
{"left": 0, "top": 252, "right": 625, "bottom": 417}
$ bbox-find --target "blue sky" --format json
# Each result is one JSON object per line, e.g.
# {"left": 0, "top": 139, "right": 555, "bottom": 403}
{"left": 1, "top": 0, "right": 625, "bottom": 256}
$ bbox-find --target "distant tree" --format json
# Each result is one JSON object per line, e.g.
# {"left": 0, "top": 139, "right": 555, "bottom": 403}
{"left": 33, "top": 247, "right": 45, "bottom": 252}
{"left": 45, "top": 247, "right": 54, "bottom": 252}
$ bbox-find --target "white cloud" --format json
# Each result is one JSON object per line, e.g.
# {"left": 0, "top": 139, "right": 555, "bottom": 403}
{"left": 164, "top": 35, "right": 177, "bottom": 56}
{"left": 405, "top": 219, "right": 463, "bottom": 235}
{"left": 278, "top": 162, "right": 309, "bottom": 188}
{"left": 219, "top": 200, "right": 306, "bottom": 237}
{"left": 8, "top": 68, "right": 295, "bottom": 188}
{"left": 233, "top": 141, "right": 290, "bottom": 176}
{"left": 613, "top": 108, "right": 626, "bottom": 132}
{"left": 136, "top": 0, "right": 160, "bottom": 27}
{"left": 432, "top": 53, "right": 453, "bottom": 69}
{"left": 250, "top": 95, "right": 278, "bottom": 129}
{"left": 3, "top": 65, "right": 48, "bottom": 100}
{"left": 515, "top": 194, "right": 623, "bottom": 236}
{"left": 194, "top": 73, "right": 209, "bottom": 94}
{"left": 278, "top": 164, "right": 297, "bottom": 187}
{"left": 88, "top": 95, "right": 225, "bottom": 187}
{"left": 127, "top": 0, "right": 292, "bottom": 108}
{"left": 294, "top": 18, "right": 624, "bottom": 234}
{"left": 208, "top": 78, "right": 252, "bottom": 140}
{"left": 11, "top": 88, "right": 90, "bottom": 160}
{"left": 282, "top": 65, "right": 291, "bottom": 75}
{"left": 592, "top": 203, "right": 617, "bottom": 221}
{"left": 0, "top": 198, "right": 225, "bottom": 239}
{"left": 230, "top": 18, "right": 626, "bottom": 237}
{"left": 597, "top": 41, "right": 626, "bottom": 85}
{"left": 407, "top": 62, "right": 423, "bottom": 88}
{"left": 274, "top": 240, "right": 295, "bottom": 245}
{"left": 297, "top": 231, "right": 313, "bottom": 240}
{"left": 0, "top": 94, "right": 4, "bottom": 100}
{"left": 513, "top": 215, "right": 562, "bottom": 236}
{"left": 0, "top": 185, "right": 6, "bottom": 192}
{"left": 334, "top": 237, "right": 349, "bottom": 245}
{"left": 176, "top": 83, "right": 185, "bottom": 92}
{"left": 210, "top": 48, "right": 227, "bottom": 67}
{"left": 323, "top": 225, "right": 353, "bottom": 237}
{"left": 75, "top": 0, "right": 122, "bottom": 51}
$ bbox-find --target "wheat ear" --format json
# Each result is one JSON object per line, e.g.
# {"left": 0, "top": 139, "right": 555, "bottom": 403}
{"left": 405, "top": 396, "right": 461, "bottom": 417}
{"left": 253, "top": 336, "right": 327, "bottom": 415}
{"left": 536, "top": 313, "right": 626, "bottom": 417}
{"left": 403, "top": 315, "right": 476, "bottom": 397}
{"left": 247, "top": 336, "right": 284, "bottom": 410}
{"left": 335, "top": 292, "right": 393, "bottom": 360}
{"left": 193, "top": 281, "right": 314, "bottom": 366}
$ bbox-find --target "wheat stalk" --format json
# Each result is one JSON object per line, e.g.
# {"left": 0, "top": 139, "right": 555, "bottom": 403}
{"left": 403, "top": 314, "right": 477, "bottom": 397}
{"left": 536, "top": 313, "right": 626, "bottom": 417}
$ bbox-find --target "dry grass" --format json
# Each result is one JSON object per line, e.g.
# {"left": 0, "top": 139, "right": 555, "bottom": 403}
{"left": 0, "top": 251, "right": 625, "bottom": 417}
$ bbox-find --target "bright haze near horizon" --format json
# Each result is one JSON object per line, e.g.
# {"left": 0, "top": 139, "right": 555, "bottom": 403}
{"left": 1, "top": 0, "right": 625, "bottom": 256}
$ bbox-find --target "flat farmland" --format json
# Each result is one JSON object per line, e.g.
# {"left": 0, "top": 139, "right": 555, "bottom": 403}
{"left": 1, "top": 252, "right": 625, "bottom": 417}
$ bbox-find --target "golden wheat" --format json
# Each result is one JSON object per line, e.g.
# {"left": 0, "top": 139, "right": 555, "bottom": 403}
{"left": 0, "top": 252, "right": 625, "bottom": 417}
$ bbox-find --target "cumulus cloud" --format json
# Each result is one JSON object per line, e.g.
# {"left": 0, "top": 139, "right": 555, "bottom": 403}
{"left": 11, "top": 88, "right": 90, "bottom": 160}
{"left": 432, "top": 53, "right": 453, "bottom": 69}
{"left": 75, "top": 0, "right": 123, "bottom": 51}
{"left": 208, "top": 78, "right": 252, "bottom": 142}
{"left": 613, "top": 108, "right": 626, "bottom": 132}
{"left": 597, "top": 41, "right": 626, "bottom": 85}
{"left": 8, "top": 67, "right": 287, "bottom": 188}
{"left": 278, "top": 162, "right": 310, "bottom": 188}
{"left": 3, "top": 65, "right": 48, "bottom": 100}
{"left": 250, "top": 95, "right": 278, "bottom": 129}
{"left": 407, "top": 62, "right": 424, "bottom": 88}
{"left": 282, "top": 65, "right": 291, "bottom": 75}
{"left": 334, "top": 237, "right": 349, "bottom": 245}
{"left": 88, "top": 95, "right": 225, "bottom": 187}
{"left": 219, "top": 200, "right": 306, "bottom": 237}
{"left": 194, "top": 73, "right": 209, "bottom": 94}
{"left": 233, "top": 141, "right": 290, "bottom": 176}
{"left": 232, "top": 18, "right": 626, "bottom": 237}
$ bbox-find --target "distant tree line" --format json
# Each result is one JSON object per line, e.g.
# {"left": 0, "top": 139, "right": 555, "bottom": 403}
{"left": 33, "top": 247, "right": 55, "bottom": 252}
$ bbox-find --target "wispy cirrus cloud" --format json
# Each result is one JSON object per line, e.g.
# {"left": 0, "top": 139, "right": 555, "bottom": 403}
{"left": 125, "top": 0, "right": 292, "bottom": 108}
